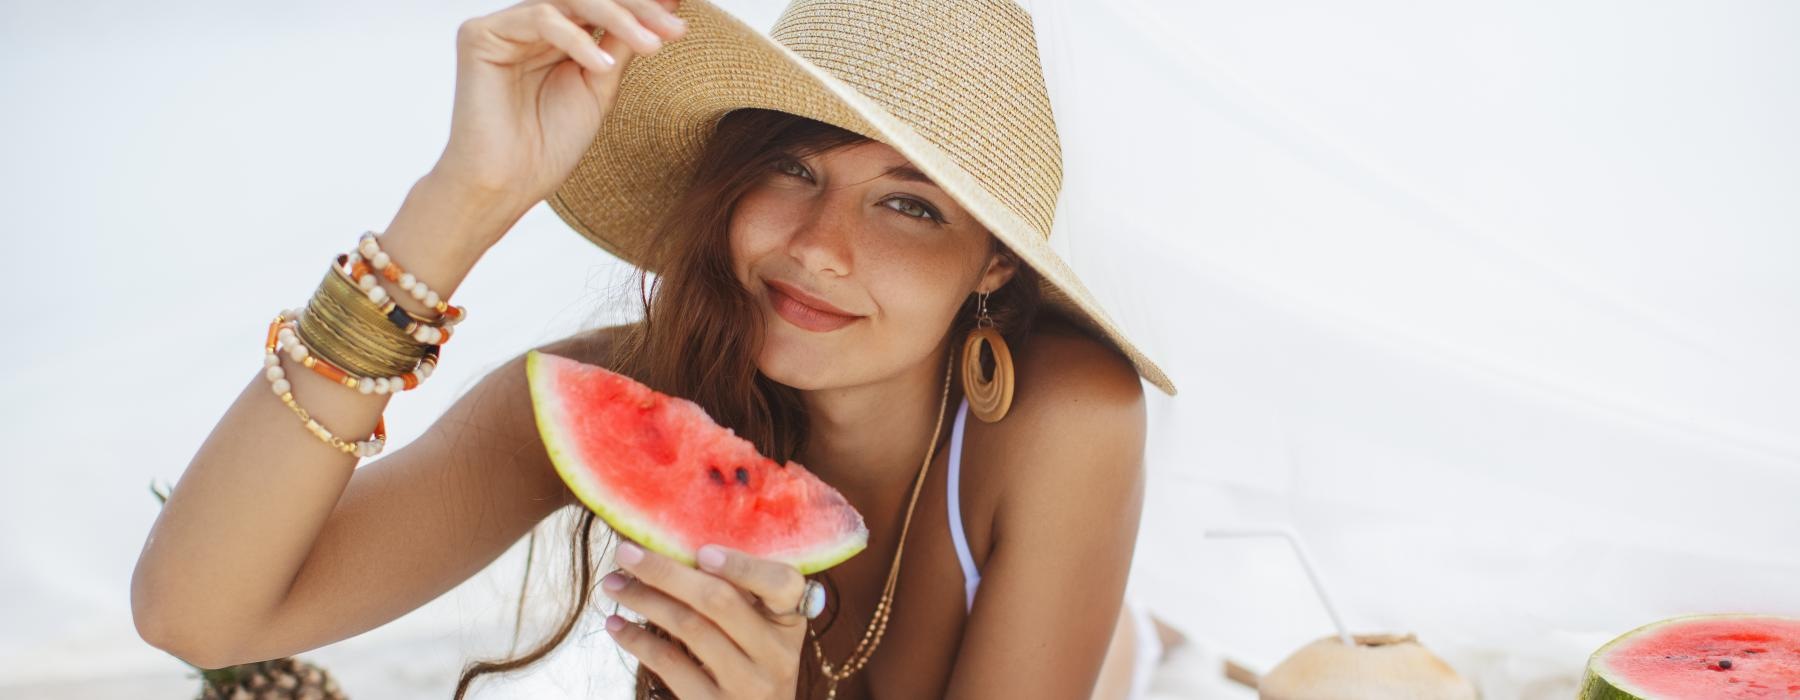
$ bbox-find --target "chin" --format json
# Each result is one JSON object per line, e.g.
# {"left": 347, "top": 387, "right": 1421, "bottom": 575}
{"left": 756, "top": 323, "right": 841, "bottom": 390}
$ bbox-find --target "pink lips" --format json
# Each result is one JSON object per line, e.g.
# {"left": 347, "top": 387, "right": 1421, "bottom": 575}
{"left": 765, "top": 279, "right": 862, "bottom": 332}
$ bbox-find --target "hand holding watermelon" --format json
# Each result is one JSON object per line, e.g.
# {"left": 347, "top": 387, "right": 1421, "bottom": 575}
{"left": 601, "top": 538, "right": 811, "bottom": 698}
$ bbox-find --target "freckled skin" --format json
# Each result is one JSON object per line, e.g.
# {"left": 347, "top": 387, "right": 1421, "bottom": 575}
{"left": 722, "top": 140, "right": 1153, "bottom": 700}
{"left": 153, "top": 139, "right": 1155, "bottom": 697}
{"left": 729, "top": 140, "right": 1005, "bottom": 393}
{"left": 134, "top": 0, "right": 1154, "bottom": 691}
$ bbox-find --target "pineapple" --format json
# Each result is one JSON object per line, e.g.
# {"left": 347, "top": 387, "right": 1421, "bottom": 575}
{"left": 193, "top": 657, "right": 347, "bottom": 700}
{"left": 150, "top": 479, "right": 351, "bottom": 700}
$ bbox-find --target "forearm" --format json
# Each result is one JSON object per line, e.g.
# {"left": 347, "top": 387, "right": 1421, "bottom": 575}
{"left": 129, "top": 172, "right": 515, "bottom": 666}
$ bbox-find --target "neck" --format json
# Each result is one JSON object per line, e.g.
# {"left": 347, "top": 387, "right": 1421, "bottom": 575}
{"left": 796, "top": 340, "right": 959, "bottom": 507}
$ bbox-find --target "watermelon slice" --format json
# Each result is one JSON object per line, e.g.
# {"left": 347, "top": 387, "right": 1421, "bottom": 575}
{"left": 1580, "top": 613, "right": 1800, "bottom": 698}
{"left": 524, "top": 350, "right": 867, "bottom": 574}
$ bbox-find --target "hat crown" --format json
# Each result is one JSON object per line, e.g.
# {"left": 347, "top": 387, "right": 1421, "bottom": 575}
{"left": 544, "top": 0, "right": 1179, "bottom": 394}
{"left": 768, "top": 0, "right": 1063, "bottom": 240}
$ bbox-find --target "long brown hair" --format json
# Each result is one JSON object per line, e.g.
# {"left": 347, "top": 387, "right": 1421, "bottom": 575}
{"left": 454, "top": 107, "right": 1043, "bottom": 699}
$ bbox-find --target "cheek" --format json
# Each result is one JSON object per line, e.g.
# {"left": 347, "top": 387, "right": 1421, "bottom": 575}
{"left": 861, "top": 244, "right": 973, "bottom": 330}
{"left": 728, "top": 193, "right": 787, "bottom": 282}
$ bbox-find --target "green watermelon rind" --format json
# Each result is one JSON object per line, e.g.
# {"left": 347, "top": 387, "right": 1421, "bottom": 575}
{"left": 525, "top": 350, "right": 867, "bottom": 575}
{"left": 1578, "top": 612, "right": 1800, "bottom": 700}
{"left": 526, "top": 350, "right": 692, "bottom": 568}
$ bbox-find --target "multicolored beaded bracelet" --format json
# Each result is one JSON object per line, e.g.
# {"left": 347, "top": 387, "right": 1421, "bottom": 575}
{"left": 268, "top": 308, "right": 439, "bottom": 396}
{"left": 331, "top": 253, "right": 459, "bottom": 346}
{"left": 263, "top": 310, "right": 389, "bottom": 458}
{"left": 354, "top": 230, "right": 467, "bottom": 326}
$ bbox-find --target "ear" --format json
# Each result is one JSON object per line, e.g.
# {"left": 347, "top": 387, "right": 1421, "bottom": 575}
{"left": 977, "top": 248, "right": 1019, "bottom": 295}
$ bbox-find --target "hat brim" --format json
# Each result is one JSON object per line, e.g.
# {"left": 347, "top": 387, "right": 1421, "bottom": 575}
{"left": 545, "top": 0, "right": 1176, "bottom": 396}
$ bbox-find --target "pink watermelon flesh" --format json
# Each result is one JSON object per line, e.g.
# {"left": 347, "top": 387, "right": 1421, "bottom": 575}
{"left": 524, "top": 349, "right": 868, "bottom": 574}
{"left": 1583, "top": 614, "right": 1800, "bottom": 698}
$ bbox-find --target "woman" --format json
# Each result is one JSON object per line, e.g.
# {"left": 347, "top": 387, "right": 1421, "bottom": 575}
{"left": 130, "top": 0, "right": 1186, "bottom": 698}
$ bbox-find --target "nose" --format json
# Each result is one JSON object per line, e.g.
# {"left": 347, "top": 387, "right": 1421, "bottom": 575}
{"left": 784, "top": 189, "right": 857, "bottom": 277}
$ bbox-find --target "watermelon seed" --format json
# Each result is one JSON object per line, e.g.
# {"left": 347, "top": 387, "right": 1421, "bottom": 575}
{"left": 735, "top": 467, "right": 750, "bottom": 486}
{"left": 1719, "top": 659, "right": 1733, "bottom": 669}
{"left": 707, "top": 467, "right": 726, "bottom": 485}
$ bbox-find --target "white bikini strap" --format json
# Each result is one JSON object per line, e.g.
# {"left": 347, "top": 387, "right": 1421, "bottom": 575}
{"left": 946, "top": 396, "right": 980, "bottom": 611}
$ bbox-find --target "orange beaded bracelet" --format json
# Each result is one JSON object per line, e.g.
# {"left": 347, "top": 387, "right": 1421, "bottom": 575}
{"left": 332, "top": 253, "right": 459, "bottom": 346}
{"left": 352, "top": 230, "right": 466, "bottom": 328}
{"left": 263, "top": 309, "right": 389, "bottom": 458}
{"left": 268, "top": 310, "right": 438, "bottom": 396}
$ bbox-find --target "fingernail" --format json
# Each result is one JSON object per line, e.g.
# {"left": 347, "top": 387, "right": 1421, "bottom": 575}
{"left": 602, "top": 572, "right": 628, "bottom": 592}
{"left": 605, "top": 615, "right": 625, "bottom": 633}
{"left": 593, "top": 46, "right": 616, "bottom": 67}
{"left": 617, "top": 541, "right": 643, "bottom": 565}
{"left": 661, "top": 13, "right": 686, "bottom": 31}
{"left": 698, "top": 545, "right": 724, "bottom": 571}
{"left": 636, "top": 26, "right": 662, "bottom": 49}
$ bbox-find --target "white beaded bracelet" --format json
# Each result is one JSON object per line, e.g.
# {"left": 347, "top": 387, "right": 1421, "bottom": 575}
{"left": 353, "top": 230, "right": 466, "bottom": 334}
{"left": 271, "top": 308, "right": 437, "bottom": 397}
{"left": 263, "top": 309, "right": 389, "bottom": 458}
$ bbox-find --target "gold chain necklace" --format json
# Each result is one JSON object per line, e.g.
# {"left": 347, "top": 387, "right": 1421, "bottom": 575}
{"left": 805, "top": 350, "right": 955, "bottom": 700}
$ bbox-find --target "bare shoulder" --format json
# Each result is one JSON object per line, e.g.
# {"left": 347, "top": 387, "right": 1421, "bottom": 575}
{"left": 445, "top": 320, "right": 639, "bottom": 508}
{"left": 940, "top": 314, "right": 1148, "bottom": 696}
{"left": 532, "top": 320, "right": 637, "bottom": 367}
{"left": 978, "top": 313, "right": 1148, "bottom": 507}
{"left": 469, "top": 320, "right": 635, "bottom": 417}
{"left": 1001, "top": 314, "right": 1148, "bottom": 431}
{"left": 486, "top": 319, "right": 639, "bottom": 423}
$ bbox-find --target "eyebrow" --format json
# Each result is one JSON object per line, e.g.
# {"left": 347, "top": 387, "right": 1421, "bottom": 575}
{"left": 882, "top": 163, "right": 938, "bottom": 186}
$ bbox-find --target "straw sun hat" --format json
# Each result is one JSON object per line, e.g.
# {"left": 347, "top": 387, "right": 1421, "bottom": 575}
{"left": 544, "top": 0, "right": 1177, "bottom": 396}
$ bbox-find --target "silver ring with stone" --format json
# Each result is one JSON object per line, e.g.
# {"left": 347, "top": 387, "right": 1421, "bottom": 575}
{"left": 786, "top": 579, "right": 827, "bottom": 619}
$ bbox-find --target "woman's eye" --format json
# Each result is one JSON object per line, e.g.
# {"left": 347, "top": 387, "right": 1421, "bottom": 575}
{"left": 772, "top": 158, "right": 941, "bottom": 224}
{"left": 883, "top": 197, "right": 943, "bottom": 224}
{"left": 776, "top": 159, "right": 812, "bottom": 181}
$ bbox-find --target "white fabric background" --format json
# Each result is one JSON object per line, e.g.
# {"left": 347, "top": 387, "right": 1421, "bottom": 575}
{"left": 2, "top": 1, "right": 1794, "bottom": 697}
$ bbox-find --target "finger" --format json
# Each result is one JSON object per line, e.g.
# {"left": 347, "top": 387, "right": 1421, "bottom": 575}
{"left": 553, "top": 0, "right": 668, "bottom": 54}
{"left": 574, "top": 30, "right": 630, "bottom": 109}
{"left": 470, "top": 3, "right": 611, "bottom": 73}
{"left": 531, "top": 5, "right": 619, "bottom": 75}
{"left": 605, "top": 613, "right": 720, "bottom": 697}
{"left": 603, "top": 570, "right": 758, "bottom": 687}
{"left": 612, "top": 0, "right": 687, "bottom": 39}
{"left": 697, "top": 544, "right": 808, "bottom": 620}
{"left": 617, "top": 541, "right": 788, "bottom": 661}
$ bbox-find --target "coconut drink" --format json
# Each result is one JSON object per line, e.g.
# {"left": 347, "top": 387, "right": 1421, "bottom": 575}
{"left": 1258, "top": 631, "right": 1478, "bottom": 700}
{"left": 1204, "top": 527, "right": 1479, "bottom": 699}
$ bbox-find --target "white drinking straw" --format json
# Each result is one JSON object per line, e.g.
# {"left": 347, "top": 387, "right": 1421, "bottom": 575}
{"left": 1204, "top": 525, "right": 1355, "bottom": 646}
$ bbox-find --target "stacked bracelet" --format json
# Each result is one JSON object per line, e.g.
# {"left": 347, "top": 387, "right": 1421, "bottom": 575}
{"left": 333, "top": 253, "right": 458, "bottom": 346}
{"left": 308, "top": 261, "right": 432, "bottom": 376}
{"left": 353, "top": 230, "right": 467, "bottom": 328}
{"left": 264, "top": 310, "right": 389, "bottom": 457}
{"left": 255, "top": 229, "right": 472, "bottom": 460}
{"left": 273, "top": 310, "right": 438, "bottom": 395}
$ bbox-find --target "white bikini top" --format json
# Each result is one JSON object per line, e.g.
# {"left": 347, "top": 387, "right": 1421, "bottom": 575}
{"left": 946, "top": 396, "right": 980, "bottom": 612}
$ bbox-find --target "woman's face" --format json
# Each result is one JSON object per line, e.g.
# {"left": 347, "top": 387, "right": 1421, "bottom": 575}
{"left": 729, "top": 140, "right": 1015, "bottom": 390}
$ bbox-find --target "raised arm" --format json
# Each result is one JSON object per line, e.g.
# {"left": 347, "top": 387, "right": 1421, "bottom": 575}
{"left": 132, "top": 0, "right": 692, "bottom": 668}
{"left": 140, "top": 318, "right": 622, "bottom": 668}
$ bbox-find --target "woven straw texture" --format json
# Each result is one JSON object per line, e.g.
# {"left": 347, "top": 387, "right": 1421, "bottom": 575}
{"left": 545, "top": 0, "right": 1176, "bottom": 395}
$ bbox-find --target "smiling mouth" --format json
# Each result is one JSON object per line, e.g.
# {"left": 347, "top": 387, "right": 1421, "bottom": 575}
{"left": 764, "top": 280, "right": 863, "bottom": 332}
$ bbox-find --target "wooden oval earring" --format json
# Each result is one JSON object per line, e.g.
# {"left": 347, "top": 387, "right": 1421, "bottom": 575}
{"left": 961, "top": 290, "right": 1014, "bottom": 423}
